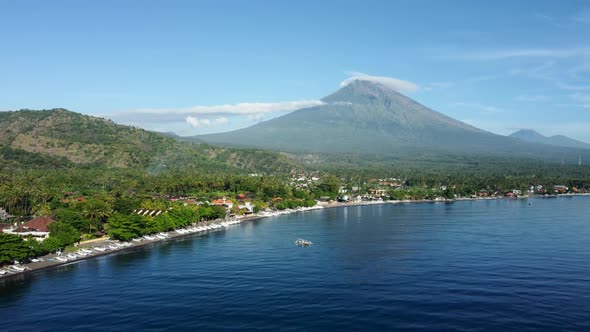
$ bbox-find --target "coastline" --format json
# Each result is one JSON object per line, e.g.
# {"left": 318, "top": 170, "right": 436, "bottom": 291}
{"left": 2, "top": 193, "right": 588, "bottom": 281}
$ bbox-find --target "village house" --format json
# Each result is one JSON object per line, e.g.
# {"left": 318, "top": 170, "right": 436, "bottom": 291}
{"left": 211, "top": 197, "right": 234, "bottom": 209}
{"left": 3, "top": 216, "right": 55, "bottom": 240}
{"left": 238, "top": 201, "right": 255, "bottom": 214}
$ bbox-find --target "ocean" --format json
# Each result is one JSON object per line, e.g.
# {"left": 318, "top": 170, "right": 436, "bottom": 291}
{"left": 1, "top": 197, "right": 590, "bottom": 331}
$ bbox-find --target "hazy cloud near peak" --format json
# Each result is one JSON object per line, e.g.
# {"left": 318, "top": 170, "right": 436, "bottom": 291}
{"left": 123, "top": 100, "right": 326, "bottom": 117}
{"left": 186, "top": 116, "right": 228, "bottom": 128}
{"left": 103, "top": 99, "right": 327, "bottom": 133}
{"left": 340, "top": 72, "right": 420, "bottom": 93}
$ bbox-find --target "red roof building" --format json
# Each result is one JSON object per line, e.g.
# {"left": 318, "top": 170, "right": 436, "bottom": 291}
{"left": 4, "top": 216, "right": 56, "bottom": 239}
{"left": 14, "top": 216, "right": 55, "bottom": 233}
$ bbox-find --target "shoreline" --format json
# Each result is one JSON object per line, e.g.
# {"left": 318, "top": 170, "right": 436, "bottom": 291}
{"left": 2, "top": 193, "right": 588, "bottom": 281}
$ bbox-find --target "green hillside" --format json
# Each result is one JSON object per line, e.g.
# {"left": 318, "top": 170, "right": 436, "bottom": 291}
{"left": 0, "top": 109, "right": 296, "bottom": 174}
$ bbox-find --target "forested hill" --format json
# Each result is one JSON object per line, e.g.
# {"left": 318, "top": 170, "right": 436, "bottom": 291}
{"left": 0, "top": 109, "right": 296, "bottom": 173}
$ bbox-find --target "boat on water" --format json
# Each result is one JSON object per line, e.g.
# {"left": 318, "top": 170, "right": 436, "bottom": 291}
{"left": 295, "top": 238, "right": 313, "bottom": 246}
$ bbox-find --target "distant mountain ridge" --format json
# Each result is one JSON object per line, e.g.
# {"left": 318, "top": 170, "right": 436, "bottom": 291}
{"left": 509, "top": 129, "right": 590, "bottom": 149}
{"left": 198, "top": 80, "right": 588, "bottom": 162}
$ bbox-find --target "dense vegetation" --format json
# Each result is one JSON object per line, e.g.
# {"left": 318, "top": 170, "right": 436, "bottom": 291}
{"left": 0, "top": 108, "right": 296, "bottom": 173}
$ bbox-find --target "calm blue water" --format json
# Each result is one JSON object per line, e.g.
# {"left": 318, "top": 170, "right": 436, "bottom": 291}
{"left": 2, "top": 197, "right": 590, "bottom": 331}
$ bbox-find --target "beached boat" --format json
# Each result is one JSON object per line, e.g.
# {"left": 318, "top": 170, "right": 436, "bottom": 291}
{"left": 93, "top": 246, "right": 107, "bottom": 252}
{"left": 108, "top": 244, "right": 119, "bottom": 250}
{"left": 132, "top": 238, "right": 142, "bottom": 242}
{"left": 0, "top": 269, "right": 6, "bottom": 275}
{"left": 10, "top": 265, "right": 27, "bottom": 272}
{"left": 54, "top": 256, "right": 68, "bottom": 262}
{"left": 80, "top": 248, "right": 93, "bottom": 254}
{"left": 66, "top": 253, "right": 78, "bottom": 260}
{"left": 295, "top": 238, "right": 313, "bottom": 246}
{"left": 144, "top": 235, "right": 156, "bottom": 240}
{"left": 31, "top": 258, "right": 42, "bottom": 262}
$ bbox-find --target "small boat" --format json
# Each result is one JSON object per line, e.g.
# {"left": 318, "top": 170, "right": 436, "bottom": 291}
{"left": 10, "top": 265, "right": 27, "bottom": 272}
{"left": 54, "top": 256, "right": 68, "bottom": 262}
{"left": 144, "top": 235, "right": 156, "bottom": 240}
{"left": 132, "top": 238, "right": 142, "bottom": 242}
{"left": 93, "top": 246, "right": 107, "bottom": 252}
{"left": 76, "top": 250, "right": 88, "bottom": 257}
{"left": 81, "top": 248, "right": 93, "bottom": 254}
{"left": 159, "top": 232, "right": 170, "bottom": 238}
{"left": 295, "top": 238, "right": 313, "bottom": 246}
{"left": 66, "top": 253, "right": 78, "bottom": 260}
{"left": 31, "top": 258, "right": 42, "bottom": 263}
{"left": 0, "top": 269, "right": 7, "bottom": 275}
{"left": 108, "top": 244, "right": 119, "bottom": 250}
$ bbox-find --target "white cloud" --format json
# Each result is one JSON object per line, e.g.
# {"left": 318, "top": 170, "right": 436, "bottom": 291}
{"left": 130, "top": 100, "right": 325, "bottom": 116}
{"left": 340, "top": 72, "right": 420, "bottom": 93}
{"left": 185, "top": 116, "right": 228, "bottom": 128}
{"left": 105, "top": 99, "right": 325, "bottom": 129}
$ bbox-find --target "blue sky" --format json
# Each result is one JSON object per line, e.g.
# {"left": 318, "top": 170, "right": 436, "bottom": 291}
{"left": 1, "top": 0, "right": 590, "bottom": 141}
